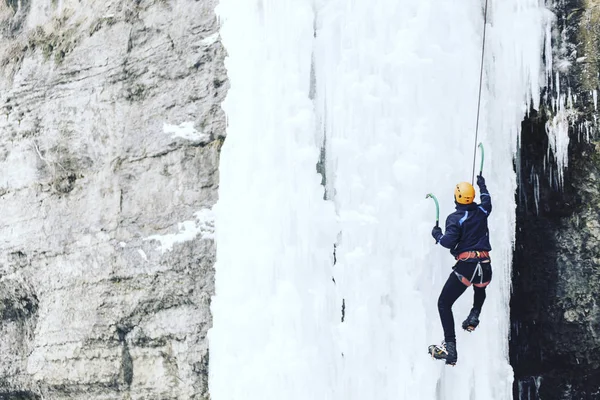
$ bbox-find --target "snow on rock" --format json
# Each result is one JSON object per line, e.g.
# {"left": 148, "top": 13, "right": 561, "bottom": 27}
{"left": 137, "top": 249, "right": 149, "bottom": 262}
{"left": 164, "top": 121, "right": 210, "bottom": 142}
{"left": 145, "top": 209, "right": 215, "bottom": 253}
{"left": 201, "top": 32, "right": 220, "bottom": 47}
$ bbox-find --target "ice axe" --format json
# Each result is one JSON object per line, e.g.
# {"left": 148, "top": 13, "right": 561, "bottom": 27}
{"left": 425, "top": 193, "right": 439, "bottom": 228}
{"left": 472, "top": 142, "right": 485, "bottom": 184}
{"left": 478, "top": 142, "right": 485, "bottom": 175}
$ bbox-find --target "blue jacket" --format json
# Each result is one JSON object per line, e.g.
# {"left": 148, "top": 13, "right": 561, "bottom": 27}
{"left": 434, "top": 181, "right": 492, "bottom": 257}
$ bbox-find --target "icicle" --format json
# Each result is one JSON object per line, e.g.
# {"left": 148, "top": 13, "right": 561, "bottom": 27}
{"left": 534, "top": 172, "right": 540, "bottom": 215}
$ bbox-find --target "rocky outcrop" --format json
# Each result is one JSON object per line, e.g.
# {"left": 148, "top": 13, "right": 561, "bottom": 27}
{"left": 0, "top": 0, "right": 226, "bottom": 398}
{"left": 511, "top": 0, "right": 600, "bottom": 398}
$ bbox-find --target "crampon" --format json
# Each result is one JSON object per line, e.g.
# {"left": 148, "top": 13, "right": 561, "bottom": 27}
{"left": 462, "top": 308, "right": 481, "bottom": 332}
{"left": 428, "top": 342, "right": 456, "bottom": 366}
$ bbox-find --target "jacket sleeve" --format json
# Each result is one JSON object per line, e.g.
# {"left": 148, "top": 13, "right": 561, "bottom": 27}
{"left": 438, "top": 215, "right": 461, "bottom": 249}
{"left": 478, "top": 181, "right": 492, "bottom": 215}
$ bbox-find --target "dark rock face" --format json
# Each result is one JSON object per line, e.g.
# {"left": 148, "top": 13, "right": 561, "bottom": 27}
{"left": 512, "top": 110, "right": 600, "bottom": 399}
{"left": 511, "top": 0, "right": 600, "bottom": 398}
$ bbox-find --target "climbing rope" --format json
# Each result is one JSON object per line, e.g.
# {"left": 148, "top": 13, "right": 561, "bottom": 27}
{"left": 471, "top": 0, "right": 489, "bottom": 184}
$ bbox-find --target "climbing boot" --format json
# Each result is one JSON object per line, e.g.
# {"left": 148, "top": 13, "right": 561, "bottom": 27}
{"left": 462, "top": 308, "right": 481, "bottom": 332}
{"left": 428, "top": 341, "right": 457, "bottom": 366}
{"left": 444, "top": 341, "right": 457, "bottom": 365}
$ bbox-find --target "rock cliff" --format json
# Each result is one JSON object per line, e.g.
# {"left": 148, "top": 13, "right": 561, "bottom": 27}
{"left": 511, "top": 0, "right": 600, "bottom": 398}
{"left": 0, "top": 0, "right": 225, "bottom": 398}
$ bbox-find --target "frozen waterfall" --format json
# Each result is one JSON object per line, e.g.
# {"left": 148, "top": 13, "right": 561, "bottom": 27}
{"left": 210, "top": 1, "right": 554, "bottom": 399}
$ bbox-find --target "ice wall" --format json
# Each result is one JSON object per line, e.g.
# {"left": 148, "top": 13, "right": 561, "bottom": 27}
{"left": 210, "top": 1, "right": 339, "bottom": 399}
{"left": 211, "top": 0, "right": 552, "bottom": 399}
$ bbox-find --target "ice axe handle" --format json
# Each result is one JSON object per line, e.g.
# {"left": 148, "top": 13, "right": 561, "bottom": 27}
{"left": 426, "top": 193, "right": 439, "bottom": 227}
{"left": 478, "top": 142, "right": 485, "bottom": 176}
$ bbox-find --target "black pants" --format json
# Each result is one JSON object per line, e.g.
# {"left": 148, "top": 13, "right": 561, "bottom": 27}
{"left": 438, "top": 261, "right": 492, "bottom": 342}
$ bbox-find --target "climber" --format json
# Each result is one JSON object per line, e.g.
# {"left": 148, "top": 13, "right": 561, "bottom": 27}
{"left": 428, "top": 175, "right": 492, "bottom": 366}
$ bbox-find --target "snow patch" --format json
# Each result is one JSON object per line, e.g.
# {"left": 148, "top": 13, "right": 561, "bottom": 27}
{"left": 145, "top": 209, "right": 215, "bottom": 253}
{"left": 137, "top": 249, "right": 148, "bottom": 262}
{"left": 163, "top": 122, "right": 209, "bottom": 142}
{"left": 201, "top": 33, "right": 220, "bottom": 46}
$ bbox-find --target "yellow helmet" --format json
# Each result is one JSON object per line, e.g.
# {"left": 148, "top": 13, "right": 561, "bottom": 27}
{"left": 454, "top": 182, "right": 475, "bottom": 204}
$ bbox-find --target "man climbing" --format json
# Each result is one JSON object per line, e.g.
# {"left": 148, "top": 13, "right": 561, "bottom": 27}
{"left": 428, "top": 175, "right": 492, "bottom": 366}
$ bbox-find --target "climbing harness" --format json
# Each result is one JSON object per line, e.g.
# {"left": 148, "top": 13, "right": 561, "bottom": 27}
{"left": 454, "top": 255, "right": 492, "bottom": 288}
{"left": 454, "top": 263, "right": 491, "bottom": 288}
{"left": 455, "top": 250, "right": 489, "bottom": 261}
{"left": 454, "top": 251, "right": 491, "bottom": 287}
{"left": 471, "top": 0, "right": 489, "bottom": 184}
